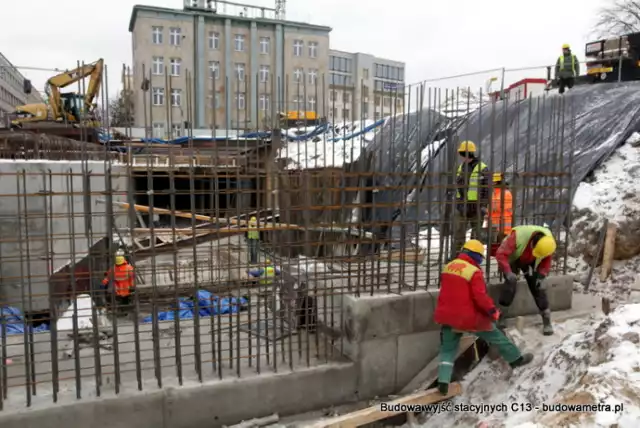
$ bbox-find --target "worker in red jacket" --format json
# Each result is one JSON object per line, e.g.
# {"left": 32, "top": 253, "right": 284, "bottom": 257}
{"left": 434, "top": 239, "right": 533, "bottom": 395}
{"left": 495, "top": 225, "right": 557, "bottom": 335}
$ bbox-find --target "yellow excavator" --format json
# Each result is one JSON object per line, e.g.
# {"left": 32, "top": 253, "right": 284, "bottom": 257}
{"left": 11, "top": 59, "right": 104, "bottom": 128}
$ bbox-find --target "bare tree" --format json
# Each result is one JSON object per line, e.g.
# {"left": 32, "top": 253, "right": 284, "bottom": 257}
{"left": 109, "top": 90, "right": 134, "bottom": 128}
{"left": 595, "top": 0, "right": 640, "bottom": 36}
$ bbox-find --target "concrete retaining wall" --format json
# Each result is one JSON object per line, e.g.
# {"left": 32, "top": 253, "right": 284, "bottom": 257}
{"left": 0, "top": 161, "right": 127, "bottom": 311}
{"left": 0, "top": 275, "right": 573, "bottom": 427}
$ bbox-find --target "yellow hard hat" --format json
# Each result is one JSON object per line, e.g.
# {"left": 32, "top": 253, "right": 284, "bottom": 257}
{"left": 458, "top": 140, "right": 476, "bottom": 153}
{"left": 115, "top": 255, "right": 126, "bottom": 265}
{"left": 462, "top": 239, "right": 485, "bottom": 255}
{"left": 562, "top": 43, "right": 570, "bottom": 49}
{"left": 532, "top": 235, "right": 557, "bottom": 259}
{"left": 250, "top": 216, "right": 257, "bottom": 223}
{"left": 492, "top": 172, "right": 504, "bottom": 183}
{"left": 265, "top": 259, "right": 271, "bottom": 264}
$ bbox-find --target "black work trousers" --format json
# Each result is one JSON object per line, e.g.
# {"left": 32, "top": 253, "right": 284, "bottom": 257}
{"left": 558, "top": 77, "right": 575, "bottom": 94}
{"left": 498, "top": 264, "right": 549, "bottom": 312}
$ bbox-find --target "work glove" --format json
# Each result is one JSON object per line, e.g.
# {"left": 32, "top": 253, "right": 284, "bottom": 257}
{"left": 490, "top": 308, "right": 501, "bottom": 321}
{"left": 504, "top": 272, "right": 517, "bottom": 286}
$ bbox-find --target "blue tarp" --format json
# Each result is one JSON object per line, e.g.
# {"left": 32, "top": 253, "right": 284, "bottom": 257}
{"left": 1, "top": 306, "right": 50, "bottom": 335}
{"left": 141, "top": 290, "right": 247, "bottom": 323}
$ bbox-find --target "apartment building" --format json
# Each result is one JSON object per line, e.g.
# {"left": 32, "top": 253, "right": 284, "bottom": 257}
{"left": 0, "top": 52, "right": 43, "bottom": 124}
{"left": 129, "top": 0, "right": 331, "bottom": 135}
{"left": 327, "top": 50, "right": 405, "bottom": 122}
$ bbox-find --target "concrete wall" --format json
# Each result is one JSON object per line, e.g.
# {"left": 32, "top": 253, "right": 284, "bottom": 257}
{"left": 0, "top": 161, "right": 128, "bottom": 311}
{"left": 0, "top": 275, "right": 573, "bottom": 426}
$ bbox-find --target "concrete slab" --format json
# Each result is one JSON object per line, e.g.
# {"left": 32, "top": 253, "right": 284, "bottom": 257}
{"left": 395, "top": 331, "right": 441, "bottom": 389}
{"left": 356, "top": 337, "right": 398, "bottom": 398}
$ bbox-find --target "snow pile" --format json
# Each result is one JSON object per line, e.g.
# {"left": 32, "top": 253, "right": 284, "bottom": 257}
{"left": 421, "top": 304, "right": 640, "bottom": 427}
{"left": 278, "top": 120, "right": 381, "bottom": 169}
{"left": 438, "top": 88, "right": 491, "bottom": 118}
{"left": 57, "top": 295, "right": 110, "bottom": 332}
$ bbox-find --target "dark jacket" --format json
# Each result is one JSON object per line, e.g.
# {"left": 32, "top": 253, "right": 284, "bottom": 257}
{"left": 455, "top": 157, "right": 490, "bottom": 218}
{"left": 555, "top": 52, "right": 580, "bottom": 79}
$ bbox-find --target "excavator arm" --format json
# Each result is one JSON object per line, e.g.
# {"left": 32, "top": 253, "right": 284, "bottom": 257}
{"left": 46, "top": 59, "right": 104, "bottom": 121}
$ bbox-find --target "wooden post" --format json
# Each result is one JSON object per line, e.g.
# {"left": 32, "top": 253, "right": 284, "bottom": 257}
{"left": 600, "top": 222, "right": 617, "bottom": 282}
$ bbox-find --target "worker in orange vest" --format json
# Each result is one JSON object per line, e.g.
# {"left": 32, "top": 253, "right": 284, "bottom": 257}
{"left": 484, "top": 172, "right": 513, "bottom": 253}
{"left": 101, "top": 250, "right": 135, "bottom": 311}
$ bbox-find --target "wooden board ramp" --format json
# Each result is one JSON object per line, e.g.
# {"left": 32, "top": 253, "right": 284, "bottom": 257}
{"left": 306, "top": 383, "right": 462, "bottom": 428}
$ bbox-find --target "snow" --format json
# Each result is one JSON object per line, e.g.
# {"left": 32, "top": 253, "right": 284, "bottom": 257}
{"left": 419, "top": 304, "right": 640, "bottom": 427}
{"left": 57, "top": 295, "right": 110, "bottom": 331}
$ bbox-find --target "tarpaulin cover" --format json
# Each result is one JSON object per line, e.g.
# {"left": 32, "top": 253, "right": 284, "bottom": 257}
{"left": 141, "top": 290, "right": 247, "bottom": 323}
{"left": 1, "top": 306, "right": 50, "bottom": 335}
{"left": 358, "top": 82, "right": 640, "bottom": 242}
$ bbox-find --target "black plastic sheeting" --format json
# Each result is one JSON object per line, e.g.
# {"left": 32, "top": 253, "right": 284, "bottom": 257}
{"left": 356, "top": 82, "right": 640, "bottom": 244}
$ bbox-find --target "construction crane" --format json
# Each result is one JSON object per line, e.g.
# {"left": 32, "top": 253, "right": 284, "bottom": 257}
{"left": 11, "top": 58, "right": 104, "bottom": 128}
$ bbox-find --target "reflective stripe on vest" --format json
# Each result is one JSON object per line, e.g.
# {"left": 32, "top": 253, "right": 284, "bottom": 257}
{"left": 456, "top": 162, "right": 487, "bottom": 201}
{"left": 247, "top": 224, "right": 259, "bottom": 240}
{"left": 442, "top": 258, "right": 479, "bottom": 281}
{"left": 490, "top": 189, "right": 513, "bottom": 231}
{"left": 559, "top": 55, "right": 576, "bottom": 75}
{"left": 509, "top": 225, "right": 552, "bottom": 269}
{"left": 260, "top": 266, "right": 275, "bottom": 285}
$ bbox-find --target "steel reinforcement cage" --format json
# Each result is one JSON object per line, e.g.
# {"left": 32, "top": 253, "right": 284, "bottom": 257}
{"left": 0, "top": 62, "right": 574, "bottom": 410}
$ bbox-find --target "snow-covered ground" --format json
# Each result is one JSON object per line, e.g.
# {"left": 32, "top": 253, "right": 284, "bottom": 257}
{"left": 419, "top": 304, "right": 640, "bottom": 427}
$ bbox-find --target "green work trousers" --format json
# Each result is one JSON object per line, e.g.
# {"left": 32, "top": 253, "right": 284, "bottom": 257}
{"left": 452, "top": 211, "right": 483, "bottom": 256}
{"left": 437, "top": 325, "right": 522, "bottom": 385}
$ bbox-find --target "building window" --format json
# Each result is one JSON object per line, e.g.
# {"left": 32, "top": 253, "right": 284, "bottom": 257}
{"left": 259, "top": 94, "right": 270, "bottom": 111}
{"left": 308, "top": 69, "right": 318, "bottom": 85}
{"left": 260, "top": 37, "right": 270, "bottom": 54}
{"left": 332, "top": 108, "right": 337, "bottom": 118}
{"left": 209, "top": 92, "right": 221, "bottom": 109}
{"left": 374, "top": 64, "right": 404, "bottom": 81}
{"left": 169, "top": 27, "right": 181, "bottom": 46}
{"left": 293, "top": 68, "right": 303, "bottom": 83}
{"left": 396, "top": 98, "right": 403, "bottom": 108}
{"left": 170, "top": 58, "right": 181, "bottom": 76}
{"left": 308, "top": 42, "right": 318, "bottom": 58}
{"left": 308, "top": 95, "right": 316, "bottom": 111}
{"left": 152, "top": 26, "right": 163, "bottom": 44}
{"left": 259, "top": 65, "right": 270, "bottom": 83}
{"left": 293, "top": 97, "right": 303, "bottom": 111}
{"left": 235, "top": 63, "right": 245, "bottom": 81}
{"left": 375, "top": 95, "right": 381, "bottom": 105}
{"left": 343, "top": 108, "right": 350, "bottom": 120}
{"left": 363, "top": 85, "right": 369, "bottom": 98}
{"left": 330, "top": 90, "right": 336, "bottom": 102}
{"left": 235, "top": 34, "right": 245, "bottom": 51}
{"left": 152, "top": 122, "right": 165, "bottom": 138}
{"left": 236, "top": 93, "right": 245, "bottom": 109}
{"left": 293, "top": 40, "right": 303, "bottom": 56}
{"left": 209, "top": 31, "right": 219, "bottom": 49}
{"left": 209, "top": 61, "right": 220, "bottom": 79}
{"left": 152, "top": 88, "right": 165, "bottom": 105}
{"left": 363, "top": 68, "right": 369, "bottom": 79}
{"left": 329, "top": 56, "right": 353, "bottom": 73}
{"left": 215, "top": 92, "right": 221, "bottom": 108}
{"left": 152, "top": 57, "right": 164, "bottom": 75}
{"left": 383, "top": 97, "right": 391, "bottom": 107}
{"left": 330, "top": 73, "right": 353, "bottom": 86}
{"left": 343, "top": 92, "right": 350, "bottom": 103}
{"left": 171, "top": 89, "right": 182, "bottom": 107}
{"left": 171, "top": 123, "right": 182, "bottom": 137}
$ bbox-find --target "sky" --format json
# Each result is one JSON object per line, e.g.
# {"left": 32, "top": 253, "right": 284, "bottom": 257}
{"left": 1, "top": 0, "right": 609, "bottom": 101}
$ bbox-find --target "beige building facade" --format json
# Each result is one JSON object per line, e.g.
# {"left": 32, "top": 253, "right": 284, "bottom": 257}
{"left": 129, "top": 0, "right": 331, "bottom": 135}
{"left": 0, "top": 52, "right": 43, "bottom": 125}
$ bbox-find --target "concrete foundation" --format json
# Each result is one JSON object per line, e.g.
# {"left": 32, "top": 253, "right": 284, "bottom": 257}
{"left": 0, "top": 275, "right": 573, "bottom": 427}
{"left": 0, "top": 161, "right": 127, "bottom": 311}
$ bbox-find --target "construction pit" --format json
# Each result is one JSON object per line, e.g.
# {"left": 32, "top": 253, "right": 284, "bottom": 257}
{"left": 3, "top": 83, "right": 636, "bottom": 427}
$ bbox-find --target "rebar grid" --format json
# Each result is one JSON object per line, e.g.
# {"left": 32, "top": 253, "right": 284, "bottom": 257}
{"left": 0, "top": 62, "right": 574, "bottom": 410}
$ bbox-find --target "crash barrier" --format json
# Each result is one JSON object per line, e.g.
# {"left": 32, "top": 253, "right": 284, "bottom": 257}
{"left": 0, "top": 65, "right": 591, "bottom": 421}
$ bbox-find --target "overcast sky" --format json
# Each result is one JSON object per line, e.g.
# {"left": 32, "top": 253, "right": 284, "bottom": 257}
{"left": 2, "top": 0, "right": 607, "bottom": 100}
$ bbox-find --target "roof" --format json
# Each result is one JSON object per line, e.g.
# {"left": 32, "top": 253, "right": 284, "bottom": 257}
{"left": 129, "top": 4, "right": 332, "bottom": 32}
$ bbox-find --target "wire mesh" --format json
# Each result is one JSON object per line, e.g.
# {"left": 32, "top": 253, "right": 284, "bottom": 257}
{"left": 0, "top": 60, "right": 574, "bottom": 410}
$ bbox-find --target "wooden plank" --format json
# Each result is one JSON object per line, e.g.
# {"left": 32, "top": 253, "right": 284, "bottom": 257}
{"left": 309, "top": 383, "right": 462, "bottom": 428}
{"left": 399, "top": 335, "right": 476, "bottom": 394}
{"left": 600, "top": 222, "right": 617, "bottom": 282}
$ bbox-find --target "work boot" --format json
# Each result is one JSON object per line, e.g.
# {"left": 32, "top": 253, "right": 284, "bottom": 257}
{"left": 541, "top": 309, "right": 554, "bottom": 336}
{"left": 438, "top": 382, "right": 449, "bottom": 396}
{"left": 509, "top": 353, "right": 533, "bottom": 368}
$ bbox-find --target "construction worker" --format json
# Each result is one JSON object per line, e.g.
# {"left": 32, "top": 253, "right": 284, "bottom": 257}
{"left": 101, "top": 250, "right": 135, "bottom": 311}
{"left": 247, "top": 258, "right": 281, "bottom": 285}
{"left": 484, "top": 172, "right": 513, "bottom": 246}
{"left": 246, "top": 216, "right": 260, "bottom": 264}
{"left": 495, "top": 225, "right": 557, "bottom": 335}
{"left": 434, "top": 239, "right": 533, "bottom": 395}
{"left": 555, "top": 44, "right": 579, "bottom": 95}
{"left": 452, "top": 141, "right": 490, "bottom": 254}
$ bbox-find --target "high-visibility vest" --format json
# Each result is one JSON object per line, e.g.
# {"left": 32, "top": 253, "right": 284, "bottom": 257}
{"left": 260, "top": 266, "right": 275, "bottom": 285}
{"left": 102, "top": 263, "right": 135, "bottom": 297}
{"left": 558, "top": 55, "right": 577, "bottom": 75}
{"left": 442, "top": 258, "right": 480, "bottom": 281}
{"left": 247, "top": 224, "right": 259, "bottom": 240}
{"left": 488, "top": 188, "right": 513, "bottom": 234}
{"left": 507, "top": 225, "right": 553, "bottom": 270}
{"left": 456, "top": 162, "right": 487, "bottom": 201}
